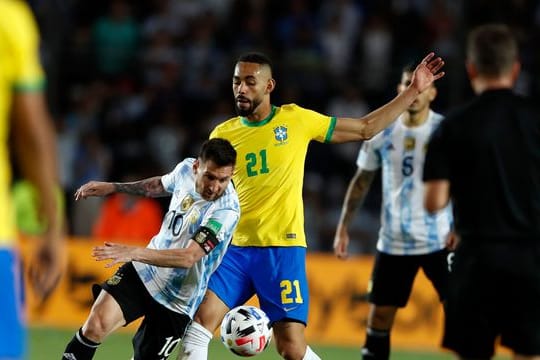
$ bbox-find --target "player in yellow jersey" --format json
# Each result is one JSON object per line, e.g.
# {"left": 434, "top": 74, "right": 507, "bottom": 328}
{"left": 0, "top": 1, "right": 64, "bottom": 358}
{"left": 179, "top": 52, "right": 445, "bottom": 360}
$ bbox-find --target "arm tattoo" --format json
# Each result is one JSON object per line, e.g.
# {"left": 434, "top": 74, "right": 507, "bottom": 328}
{"left": 341, "top": 170, "right": 376, "bottom": 226}
{"left": 113, "top": 176, "right": 168, "bottom": 197}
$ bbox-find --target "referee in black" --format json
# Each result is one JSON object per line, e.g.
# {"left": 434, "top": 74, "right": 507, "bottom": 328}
{"left": 422, "top": 23, "right": 540, "bottom": 360}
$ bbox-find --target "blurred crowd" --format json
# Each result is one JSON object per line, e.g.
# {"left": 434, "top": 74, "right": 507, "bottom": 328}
{"left": 24, "top": 0, "right": 540, "bottom": 253}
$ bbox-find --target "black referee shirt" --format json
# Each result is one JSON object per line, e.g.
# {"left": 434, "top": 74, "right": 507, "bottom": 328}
{"left": 423, "top": 89, "right": 540, "bottom": 242}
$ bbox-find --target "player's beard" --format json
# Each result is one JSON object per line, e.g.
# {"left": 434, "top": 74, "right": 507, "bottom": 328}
{"left": 235, "top": 97, "right": 262, "bottom": 117}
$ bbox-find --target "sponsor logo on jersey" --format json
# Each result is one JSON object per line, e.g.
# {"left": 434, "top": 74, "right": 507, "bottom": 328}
{"left": 273, "top": 125, "right": 288, "bottom": 145}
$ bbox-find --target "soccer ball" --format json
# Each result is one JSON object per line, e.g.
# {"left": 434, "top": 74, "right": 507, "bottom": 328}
{"left": 220, "top": 305, "right": 273, "bottom": 357}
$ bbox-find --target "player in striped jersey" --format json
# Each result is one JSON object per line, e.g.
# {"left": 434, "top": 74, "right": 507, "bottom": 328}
{"left": 334, "top": 65, "right": 454, "bottom": 360}
{"left": 179, "top": 52, "right": 445, "bottom": 360}
{"left": 61, "top": 138, "right": 240, "bottom": 360}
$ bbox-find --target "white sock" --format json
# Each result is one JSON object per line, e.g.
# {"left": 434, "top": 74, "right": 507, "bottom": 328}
{"left": 178, "top": 321, "right": 213, "bottom": 360}
{"left": 303, "top": 346, "right": 321, "bottom": 360}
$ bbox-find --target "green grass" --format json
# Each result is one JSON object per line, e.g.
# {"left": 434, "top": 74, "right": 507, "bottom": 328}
{"left": 31, "top": 326, "right": 510, "bottom": 359}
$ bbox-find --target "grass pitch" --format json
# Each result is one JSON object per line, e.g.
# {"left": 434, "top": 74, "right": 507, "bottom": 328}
{"left": 31, "top": 326, "right": 509, "bottom": 359}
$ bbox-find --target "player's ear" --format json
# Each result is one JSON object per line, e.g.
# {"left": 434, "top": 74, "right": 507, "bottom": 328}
{"left": 510, "top": 61, "right": 521, "bottom": 83}
{"left": 193, "top": 159, "right": 200, "bottom": 174}
{"left": 465, "top": 61, "right": 478, "bottom": 80}
{"left": 266, "top": 78, "right": 276, "bottom": 94}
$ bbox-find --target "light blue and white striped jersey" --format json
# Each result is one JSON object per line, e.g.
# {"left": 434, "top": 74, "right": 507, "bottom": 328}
{"left": 357, "top": 110, "right": 452, "bottom": 255}
{"left": 133, "top": 158, "right": 240, "bottom": 318}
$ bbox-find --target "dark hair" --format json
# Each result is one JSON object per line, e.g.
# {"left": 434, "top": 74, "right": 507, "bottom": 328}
{"left": 199, "top": 138, "right": 237, "bottom": 167}
{"left": 467, "top": 24, "right": 518, "bottom": 77}
{"left": 401, "top": 62, "right": 416, "bottom": 74}
{"left": 236, "top": 52, "right": 273, "bottom": 75}
{"left": 399, "top": 62, "right": 436, "bottom": 88}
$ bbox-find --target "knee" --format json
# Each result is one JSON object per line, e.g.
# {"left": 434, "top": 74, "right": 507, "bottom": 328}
{"left": 370, "top": 312, "right": 390, "bottom": 327}
{"left": 192, "top": 295, "right": 228, "bottom": 331}
{"left": 368, "top": 306, "right": 397, "bottom": 330}
{"left": 276, "top": 340, "right": 306, "bottom": 360}
{"left": 82, "top": 314, "right": 109, "bottom": 342}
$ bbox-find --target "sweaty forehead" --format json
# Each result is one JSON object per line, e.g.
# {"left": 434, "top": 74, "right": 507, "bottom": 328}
{"left": 234, "top": 62, "right": 271, "bottom": 79}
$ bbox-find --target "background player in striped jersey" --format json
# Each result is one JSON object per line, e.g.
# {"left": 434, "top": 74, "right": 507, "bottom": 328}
{"left": 61, "top": 138, "right": 240, "bottom": 360}
{"left": 333, "top": 64, "right": 454, "bottom": 360}
{"left": 179, "top": 52, "right": 445, "bottom": 360}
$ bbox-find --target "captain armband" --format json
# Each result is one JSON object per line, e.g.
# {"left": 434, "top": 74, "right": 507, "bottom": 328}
{"left": 193, "top": 226, "right": 219, "bottom": 254}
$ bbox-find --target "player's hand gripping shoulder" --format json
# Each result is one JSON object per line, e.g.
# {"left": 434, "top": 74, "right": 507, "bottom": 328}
{"left": 410, "top": 52, "right": 445, "bottom": 93}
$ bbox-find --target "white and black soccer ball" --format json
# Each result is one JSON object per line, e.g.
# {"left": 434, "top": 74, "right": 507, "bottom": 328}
{"left": 220, "top": 305, "right": 273, "bottom": 357}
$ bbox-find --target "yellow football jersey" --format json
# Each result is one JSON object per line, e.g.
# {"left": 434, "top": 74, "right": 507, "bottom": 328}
{"left": 0, "top": 0, "right": 45, "bottom": 246}
{"left": 210, "top": 104, "right": 336, "bottom": 247}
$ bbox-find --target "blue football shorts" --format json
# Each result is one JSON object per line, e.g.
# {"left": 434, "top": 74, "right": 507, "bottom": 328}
{"left": 208, "top": 245, "right": 309, "bottom": 324}
{"left": 0, "top": 247, "right": 26, "bottom": 359}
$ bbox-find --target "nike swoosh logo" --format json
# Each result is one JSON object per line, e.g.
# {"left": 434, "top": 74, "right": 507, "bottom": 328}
{"left": 283, "top": 306, "right": 299, "bottom": 312}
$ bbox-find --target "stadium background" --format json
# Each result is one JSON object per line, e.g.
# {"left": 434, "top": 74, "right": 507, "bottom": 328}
{"left": 19, "top": 0, "right": 537, "bottom": 358}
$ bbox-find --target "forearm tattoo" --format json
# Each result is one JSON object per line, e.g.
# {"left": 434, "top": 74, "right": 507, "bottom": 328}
{"left": 113, "top": 177, "right": 167, "bottom": 197}
{"left": 342, "top": 171, "right": 376, "bottom": 226}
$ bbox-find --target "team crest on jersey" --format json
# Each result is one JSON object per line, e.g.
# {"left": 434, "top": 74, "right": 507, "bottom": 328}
{"left": 403, "top": 136, "right": 416, "bottom": 151}
{"left": 273, "top": 125, "right": 288, "bottom": 145}
{"left": 106, "top": 274, "right": 122, "bottom": 286}
{"left": 181, "top": 195, "right": 194, "bottom": 211}
{"left": 187, "top": 209, "right": 200, "bottom": 225}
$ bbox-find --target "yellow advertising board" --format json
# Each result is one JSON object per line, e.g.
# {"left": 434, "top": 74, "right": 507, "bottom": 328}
{"left": 20, "top": 238, "right": 445, "bottom": 350}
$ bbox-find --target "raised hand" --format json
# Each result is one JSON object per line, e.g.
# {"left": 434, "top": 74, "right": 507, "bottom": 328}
{"left": 410, "top": 52, "right": 445, "bottom": 94}
{"left": 75, "top": 181, "right": 115, "bottom": 200}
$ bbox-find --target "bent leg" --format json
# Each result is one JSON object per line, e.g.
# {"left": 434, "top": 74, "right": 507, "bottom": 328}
{"left": 179, "top": 290, "right": 230, "bottom": 360}
{"left": 82, "top": 289, "right": 126, "bottom": 342}
{"left": 273, "top": 321, "right": 320, "bottom": 360}
{"left": 62, "top": 290, "right": 125, "bottom": 360}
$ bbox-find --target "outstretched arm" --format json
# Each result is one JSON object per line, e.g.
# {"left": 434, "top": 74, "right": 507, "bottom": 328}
{"left": 334, "top": 168, "right": 377, "bottom": 259}
{"left": 92, "top": 241, "right": 206, "bottom": 268}
{"left": 331, "top": 53, "right": 445, "bottom": 142}
{"left": 75, "top": 176, "right": 168, "bottom": 200}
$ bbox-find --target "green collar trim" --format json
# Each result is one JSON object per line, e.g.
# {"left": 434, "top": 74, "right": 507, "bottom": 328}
{"left": 241, "top": 105, "right": 276, "bottom": 127}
